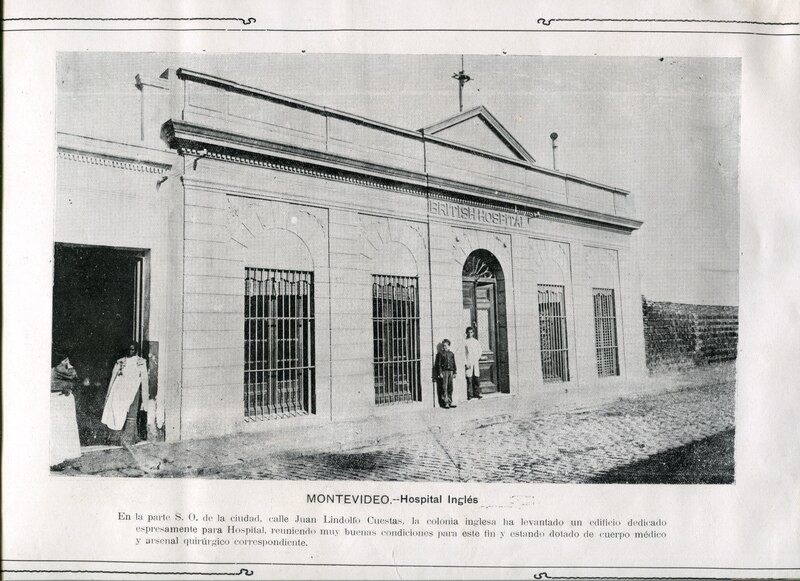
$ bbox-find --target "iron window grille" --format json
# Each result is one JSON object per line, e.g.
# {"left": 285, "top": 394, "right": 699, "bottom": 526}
{"left": 372, "top": 275, "right": 421, "bottom": 405}
{"left": 538, "top": 284, "right": 570, "bottom": 382}
{"left": 244, "top": 268, "right": 315, "bottom": 419}
{"left": 593, "top": 287, "right": 620, "bottom": 377}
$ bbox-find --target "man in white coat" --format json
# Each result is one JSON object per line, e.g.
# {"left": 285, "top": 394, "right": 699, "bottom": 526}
{"left": 464, "top": 326, "right": 483, "bottom": 400}
{"left": 102, "top": 340, "right": 149, "bottom": 444}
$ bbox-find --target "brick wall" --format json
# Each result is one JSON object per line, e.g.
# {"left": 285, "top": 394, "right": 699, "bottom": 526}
{"left": 642, "top": 298, "right": 738, "bottom": 371}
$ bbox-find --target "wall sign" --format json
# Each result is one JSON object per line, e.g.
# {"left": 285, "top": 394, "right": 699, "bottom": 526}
{"left": 428, "top": 199, "right": 526, "bottom": 228}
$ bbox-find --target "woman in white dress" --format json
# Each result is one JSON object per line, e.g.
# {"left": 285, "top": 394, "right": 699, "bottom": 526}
{"left": 102, "top": 340, "right": 149, "bottom": 445}
{"left": 50, "top": 354, "right": 82, "bottom": 468}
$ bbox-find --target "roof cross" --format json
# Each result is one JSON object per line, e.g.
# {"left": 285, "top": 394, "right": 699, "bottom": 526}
{"left": 451, "top": 55, "right": 472, "bottom": 112}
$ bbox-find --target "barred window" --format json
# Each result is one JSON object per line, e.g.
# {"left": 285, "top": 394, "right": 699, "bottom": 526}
{"left": 244, "top": 268, "right": 315, "bottom": 418}
{"left": 593, "top": 288, "right": 620, "bottom": 377}
{"left": 538, "top": 284, "right": 570, "bottom": 382}
{"left": 372, "top": 275, "right": 421, "bottom": 405}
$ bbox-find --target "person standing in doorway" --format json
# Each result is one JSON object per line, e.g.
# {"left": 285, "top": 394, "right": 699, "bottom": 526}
{"left": 465, "top": 326, "right": 483, "bottom": 400}
{"left": 434, "top": 339, "right": 457, "bottom": 409}
{"left": 102, "top": 340, "right": 149, "bottom": 446}
{"left": 50, "top": 350, "right": 82, "bottom": 468}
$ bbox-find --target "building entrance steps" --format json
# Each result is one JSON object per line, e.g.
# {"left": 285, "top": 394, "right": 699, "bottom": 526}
{"left": 57, "top": 362, "right": 735, "bottom": 479}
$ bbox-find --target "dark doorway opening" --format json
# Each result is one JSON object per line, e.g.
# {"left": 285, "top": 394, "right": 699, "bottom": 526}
{"left": 52, "top": 244, "right": 147, "bottom": 447}
{"left": 462, "top": 249, "right": 510, "bottom": 394}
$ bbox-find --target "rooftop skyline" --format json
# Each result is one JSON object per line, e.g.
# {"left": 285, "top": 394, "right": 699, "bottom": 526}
{"left": 58, "top": 53, "right": 740, "bottom": 306}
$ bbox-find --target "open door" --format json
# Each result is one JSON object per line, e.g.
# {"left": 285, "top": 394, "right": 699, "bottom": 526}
{"left": 462, "top": 250, "right": 508, "bottom": 395}
{"left": 52, "top": 244, "right": 147, "bottom": 447}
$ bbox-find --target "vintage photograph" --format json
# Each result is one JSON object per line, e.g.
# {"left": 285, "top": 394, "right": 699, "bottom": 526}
{"left": 51, "top": 53, "right": 739, "bottom": 482}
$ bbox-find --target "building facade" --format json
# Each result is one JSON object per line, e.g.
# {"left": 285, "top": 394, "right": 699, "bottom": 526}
{"left": 54, "top": 67, "right": 646, "bottom": 445}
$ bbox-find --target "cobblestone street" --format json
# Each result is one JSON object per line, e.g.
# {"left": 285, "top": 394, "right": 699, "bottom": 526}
{"left": 58, "top": 365, "right": 735, "bottom": 482}
{"left": 206, "top": 380, "right": 735, "bottom": 482}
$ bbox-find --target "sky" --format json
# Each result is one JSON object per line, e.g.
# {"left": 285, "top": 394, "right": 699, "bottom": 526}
{"left": 58, "top": 53, "right": 740, "bottom": 306}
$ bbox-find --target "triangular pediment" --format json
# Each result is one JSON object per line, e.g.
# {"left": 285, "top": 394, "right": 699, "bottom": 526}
{"left": 421, "top": 106, "right": 536, "bottom": 164}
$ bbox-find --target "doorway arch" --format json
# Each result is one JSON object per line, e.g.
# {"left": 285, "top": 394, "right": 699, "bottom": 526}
{"left": 461, "top": 249, "right": 509, "bottom": 394}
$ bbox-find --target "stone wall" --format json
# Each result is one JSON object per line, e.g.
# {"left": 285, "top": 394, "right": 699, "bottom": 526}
{"left": 642, "top": 298, "right": 738, "bottom": 371}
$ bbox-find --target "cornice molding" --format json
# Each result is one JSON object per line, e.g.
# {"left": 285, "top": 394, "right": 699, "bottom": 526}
{"left": 58, "top": 149, "right": 169, "bottom": 174}
{"left": 179, "top": 146, "right": 426, "bottom": 197}
{"left": 57, "top": 132, "right": 176, "bottom": 172}
{"left": 164, "top": 120, "right": 642, "bottom": 233}
{"left": 164, "top": 119, "right": 428, "bottom": 188}
{"left": 426, "top": 177, "right": 641, "bottom": 232}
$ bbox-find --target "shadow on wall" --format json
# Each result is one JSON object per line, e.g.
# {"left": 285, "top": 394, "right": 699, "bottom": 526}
{"left": 642, "top": 297, "right": 738, "bottom": 373}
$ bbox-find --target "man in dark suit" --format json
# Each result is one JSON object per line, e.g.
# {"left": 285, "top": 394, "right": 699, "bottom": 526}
{"left": 434, "top": 339, "right": 457, "bottom": 409}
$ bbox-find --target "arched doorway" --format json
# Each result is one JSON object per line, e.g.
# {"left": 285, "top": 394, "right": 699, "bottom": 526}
{"left": 461, "top": 250, "right": 509, "bottom": 394}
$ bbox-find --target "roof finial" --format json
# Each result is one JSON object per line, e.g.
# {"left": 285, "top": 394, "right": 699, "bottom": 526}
{"left": 451, "top": 55, "right": 472, "bottom": 112}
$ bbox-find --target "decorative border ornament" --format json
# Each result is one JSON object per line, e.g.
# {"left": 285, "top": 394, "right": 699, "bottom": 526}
{"left": 4, "top": 16, "right": 257, "bottom": 25}
{"left": 536, "top": 17, "right": 798, "bottom": 26}
{"left": 1, "top": 567, "right": 254, "bottom": 576}
{"left": 58, "top": 150, "right": 170, "bottom": 174}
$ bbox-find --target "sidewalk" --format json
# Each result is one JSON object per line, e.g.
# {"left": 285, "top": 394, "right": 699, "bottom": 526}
{"left": 58, "top": 362, "right": 736, "bottom": 480}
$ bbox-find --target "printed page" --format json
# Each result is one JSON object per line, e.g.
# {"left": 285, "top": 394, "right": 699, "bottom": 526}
{"left": 2, "top": 1, "right": 799, "bottom": 579}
